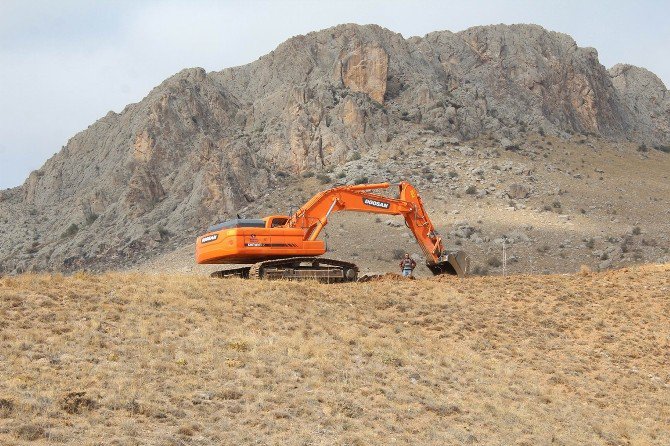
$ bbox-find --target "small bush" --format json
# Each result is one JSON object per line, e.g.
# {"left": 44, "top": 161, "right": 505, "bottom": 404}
{"left": 632, "top": 226, "right": 642, "bottom": 235}
{"left": 0, "top": 398, "right": 13, "bottom": 417}
{"left": 448, "top": 171, "right": 459, "bottom": 179}
{"left": 487, "top": 256, "right": 502, "bottom": 268}
{"left": 653, "top": 145, "right": 670, "bottom": 153}
{"left": 302, "top": 171, "right": 314, "bottom": 178}
{"left": 337, "top": 172, "right": 346, "bottom": 179}
{"left": 61, "top": 223, "right": 79, "bottom": 238}
{"left": 353, "top": 176, "right": 369, "bottom": 185}
{"left": 552, "top": 200, "right": 562, "bottom": 209}
{"left": 637, "top": 144, "right": 648, "bottom": 152}
{"left": 316, "top": 173, "right": 331, "bottom": 184}
{"left": 16, "top": 424, "right": 45, "bottom": 441}
{"left": 392, "top": 249, "right": 405, "bottom": 260}
{"left": 471, "top": 265, "right": 489, "bottom": 276}
{"left": 60, "top": 392, "right": 96, "bottom": 414}
{"left": 641, "top": 238, "right": 657, "bottom": 247}
{"left": 585, "top": 238, "right": 595, "bottom": 249}
{"left": 537, "top": 244, "right": 550, "bottom": 253}
{"left": 158, "top": 226, "right": 171, "bottom": 239}
{"left": 177, "top": 426, "right": 195, "bottom": 437}
{"left": 465, "top": 185, "right": 477, "bottom": 195}
{"left": 350, "top": 151, "right": 361, "bottom": 161}
{"left": 85, "top": 213, "right": 99, "bottom": 225}
{"left": 220, "top": 389, "right": 243, "bottom": 400}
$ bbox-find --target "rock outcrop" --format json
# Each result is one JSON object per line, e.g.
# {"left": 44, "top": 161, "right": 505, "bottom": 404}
{"left": 340, "top": 43, "right": 389, "bottom": 103}
{"left": 0, "top": 23, "right": 668, "bottom": 273}
{"left": 609, "top": 64, "right": 670, "bottom": 145}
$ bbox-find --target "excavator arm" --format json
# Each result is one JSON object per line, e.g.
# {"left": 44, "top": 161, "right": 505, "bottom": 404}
{"left": 286, "top": 181, "right": 469, "bottom": 276}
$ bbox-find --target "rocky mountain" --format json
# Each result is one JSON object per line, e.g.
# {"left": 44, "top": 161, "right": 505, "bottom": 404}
{"left": 1, "top": 23, "right": 669, "bottom": 273}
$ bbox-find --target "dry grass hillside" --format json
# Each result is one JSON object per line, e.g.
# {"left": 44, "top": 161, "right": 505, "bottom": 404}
{"left": 1, "top": 265, "right": 669, "bottom": 445}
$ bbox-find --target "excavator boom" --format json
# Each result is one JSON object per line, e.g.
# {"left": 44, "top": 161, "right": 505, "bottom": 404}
{"left": 196, "top": 181, "right": 469, "bottom": 281}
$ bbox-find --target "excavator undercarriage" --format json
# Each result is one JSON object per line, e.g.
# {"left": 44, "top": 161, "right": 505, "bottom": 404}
{"left": 211, "top": 257, "right": 359, "bottom": 283}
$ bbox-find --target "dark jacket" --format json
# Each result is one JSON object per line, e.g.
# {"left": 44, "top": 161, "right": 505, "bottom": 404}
{"left": 399, "top": 258, "right": 416, "bottom": 270}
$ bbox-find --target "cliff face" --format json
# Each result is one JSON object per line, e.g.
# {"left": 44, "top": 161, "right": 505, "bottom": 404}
{"left": 0, "top": 23, "right": 668, "bottom": 273}
{"left": 609, "top": 63, "right": 670, "bottom": 145}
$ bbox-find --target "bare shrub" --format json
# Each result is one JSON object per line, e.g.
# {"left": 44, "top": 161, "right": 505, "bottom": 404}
{"left": 487, "top": 256, "right": 502, "bottom": 268}
{"left": 316, "top": 173, "right": 331, "bottom": 184}
{"left": 0, "top": 398, "right": 13, "bottom": 418}
{"left": 16, "top": 424, "right": 45, "bottom": 441}
{"left": 61, "top": 392, "right": 96, "bottom": 414}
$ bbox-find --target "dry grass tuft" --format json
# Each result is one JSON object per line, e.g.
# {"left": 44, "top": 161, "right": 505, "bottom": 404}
{"left": 0, "top": 265, "right": 668, "bottom": 444}
{"left": 16, "top": 424, "right": 45, "bottom": 441}
{"left": 579, "top": 264, "right": 593, "bottom": 276}
{"left": 0, "top": 399, "right": 13, "bottom": 418}
{"left": 60, "top": 392, "right": 96, "bottom": 415}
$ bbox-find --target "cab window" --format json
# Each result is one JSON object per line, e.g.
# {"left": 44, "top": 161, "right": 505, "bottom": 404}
{"left": 270, "top": 217, "right": 289, "bottom": 228}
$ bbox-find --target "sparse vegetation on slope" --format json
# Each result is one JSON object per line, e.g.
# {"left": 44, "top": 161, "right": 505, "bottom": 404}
{"left": 1, "top": 266, "right": 669, "bottom": 444}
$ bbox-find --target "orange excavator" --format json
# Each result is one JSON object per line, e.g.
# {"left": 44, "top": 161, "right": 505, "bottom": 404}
{"left": 195, "top": 181, "right": 469, "bottom": 281}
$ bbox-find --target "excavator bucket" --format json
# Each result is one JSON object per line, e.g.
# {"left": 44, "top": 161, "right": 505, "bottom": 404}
{"left": 426, "top": 251, "right": 470, "bottom": 277}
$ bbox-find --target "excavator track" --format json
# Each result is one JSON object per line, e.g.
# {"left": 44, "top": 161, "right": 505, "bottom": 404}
{"left": 248, "top": 257, "right": 359, "bottom": 282}
{"left": 210, "top": 267, "right": 251, "bottom": 279}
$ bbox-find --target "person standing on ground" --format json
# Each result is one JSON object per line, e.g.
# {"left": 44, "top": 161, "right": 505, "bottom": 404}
{"left": 399, "top": 253, "right": 416, "bottom": 277}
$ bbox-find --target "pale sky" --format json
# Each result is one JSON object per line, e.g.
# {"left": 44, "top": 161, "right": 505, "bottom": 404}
{"left": 1, "top": 0, "right": 668, "bottom": 189}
